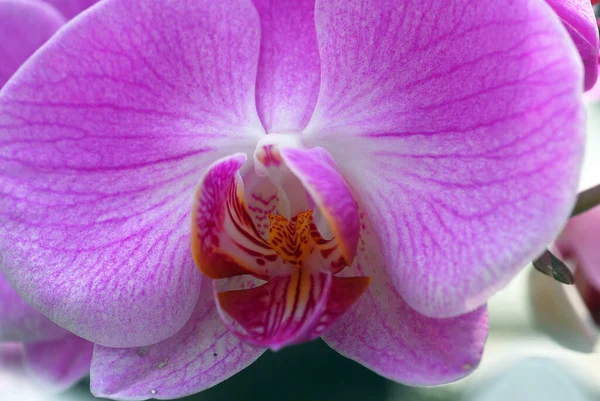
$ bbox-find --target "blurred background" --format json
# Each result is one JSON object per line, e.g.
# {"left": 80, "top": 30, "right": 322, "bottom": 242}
{"left": 2, "top": 90, "right": 599, "bottom": 401}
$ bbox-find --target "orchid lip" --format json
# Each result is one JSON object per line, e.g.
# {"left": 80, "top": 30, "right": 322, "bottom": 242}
{"left": 192, "top": 146, "right": 366, "bottom": 350}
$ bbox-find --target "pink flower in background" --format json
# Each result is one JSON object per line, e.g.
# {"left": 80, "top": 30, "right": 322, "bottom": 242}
{"left": 544, "top": 0, "right": 599, "bottom": 90}
{"left": 584, "top": 66, "right": 600, "bottom": 102}
{"left": 530, "top": 206, "right": 600, "bottom": 352}
{"left": 0, "top": 0, "right": 98, "bottom": 392}
{"left": 568, "top": 0, "right": 600, "bottom": 103}
{"left": 0, "top": 0, "right": 590, "bottom": 399}
{"left": 558, "top": 207, "right": 600, "bottom": 310}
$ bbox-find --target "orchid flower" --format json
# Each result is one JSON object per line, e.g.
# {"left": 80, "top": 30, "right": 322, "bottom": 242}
{"left": 0, "top": 0, "right": 98, "bottom": 391}
{"left": 530, "top": 205, "right": 600, "bottom": 353}
{"left": 0, "top": 0, "right": 589, "bottom": 399}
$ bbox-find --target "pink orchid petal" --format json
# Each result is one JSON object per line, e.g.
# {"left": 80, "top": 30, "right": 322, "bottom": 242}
{"left": 280, "top": 147, "right": 359, "bottom": 265}
{"left": 90, "top": 278, "right": 264, "bottom": 401}
{"left": 0, "top": 0, "right": 65, "bottom": 86}
{"left": 322, "top": 216, "right": 488, "bottom": 385}
{"left": 253, "top": 0, "right": 320, "bottom": 132}
{"left": 44, "top": 0, "right": 99, "bottom": 19}
{"left": 304, "top": 0, "right": 586, "bottom": 318}
{"left": 0, "top": 0, "right": 264, "bottom": 347}
{"left": 556, "top": 206, "right": 600, "bottom": 290}
{"left": 23, "top": 333, "right": 93, "bottom": 392}
{"left": 0, "top": 270, "right": 66, "bottom": 343}
{"left": 545, "top": 0, "right": 599, "bottom": 90}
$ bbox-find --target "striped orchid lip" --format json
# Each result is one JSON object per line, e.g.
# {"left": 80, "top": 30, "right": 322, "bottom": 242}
{"left": 192, "top": 137, "right": 369, "bottom": 350}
